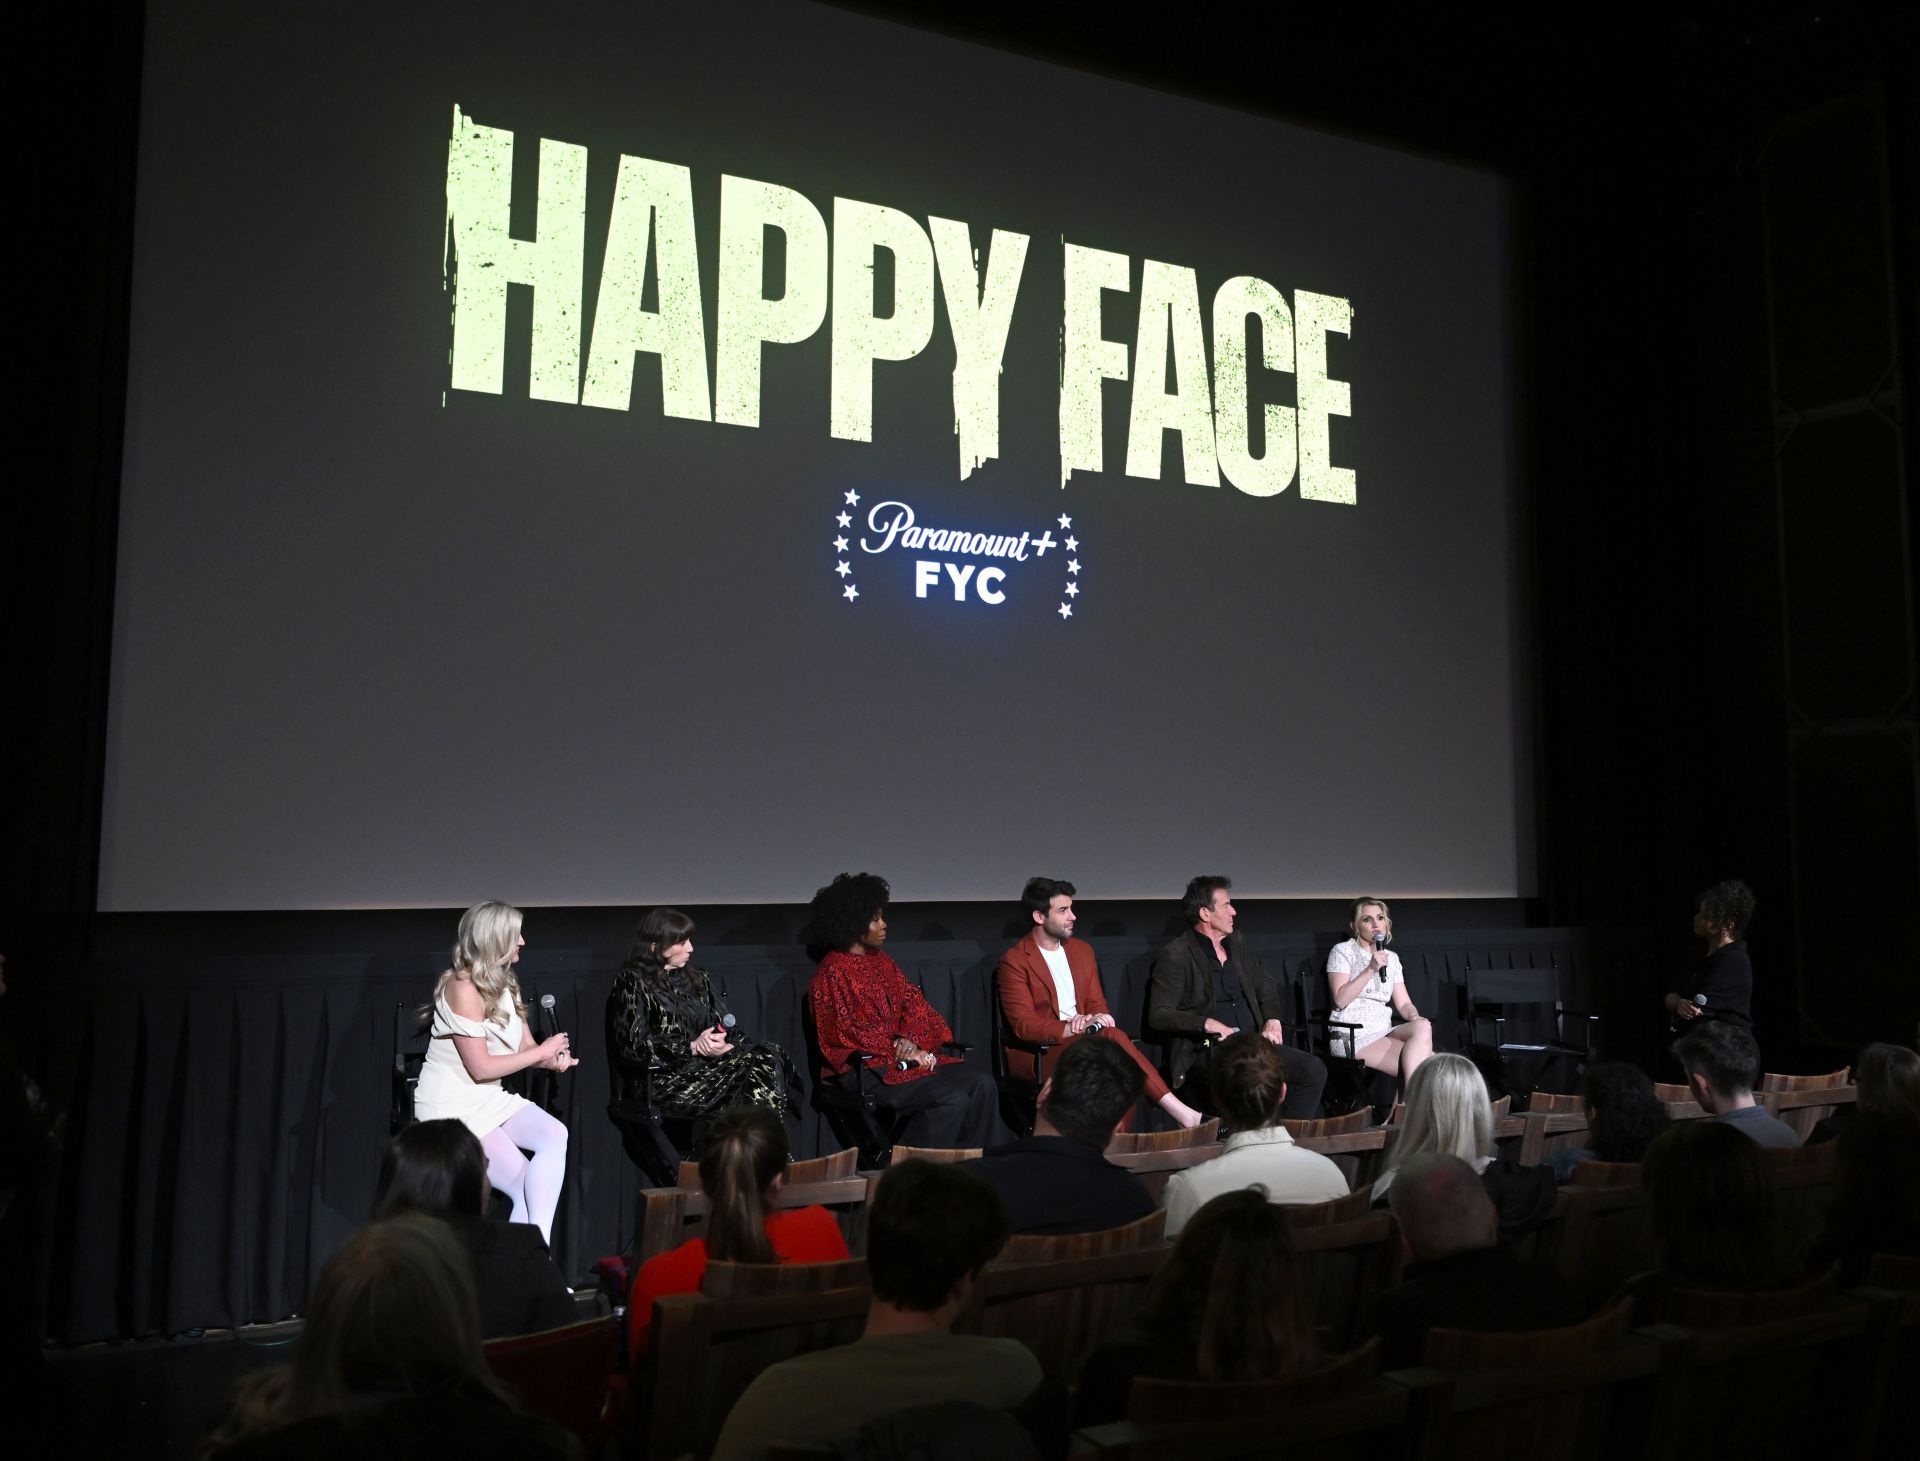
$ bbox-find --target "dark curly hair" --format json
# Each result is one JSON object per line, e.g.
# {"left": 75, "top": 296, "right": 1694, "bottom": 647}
{"left": 1580, "top": 1061, "right": 1670, "bottom": 1164}
{"left": 1696, "top": 879, "right": 1756, "bottom": 939}
{"left": 809, "top": 871, "right": 891, "bottom": 954}
{"left": 1021, "top": 876, "right": 1075, "bottom": 921}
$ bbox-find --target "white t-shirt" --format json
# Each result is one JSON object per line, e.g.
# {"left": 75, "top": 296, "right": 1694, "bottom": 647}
{"left": 1038, "top": 941, "right": 1077, "bottom": 1019}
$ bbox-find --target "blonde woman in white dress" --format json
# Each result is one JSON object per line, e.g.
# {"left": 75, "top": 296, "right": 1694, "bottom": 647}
{"left": 414, "top": 902, "right": 578, "bottom": 1243}
{"left": 1324, "top": 896, "right": 1433, "bottom": 1088}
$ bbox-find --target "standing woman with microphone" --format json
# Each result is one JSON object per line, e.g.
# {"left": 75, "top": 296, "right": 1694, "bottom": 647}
{"left": 415, "top": 902, "right": 577, "bottom": 1243}
{"left": 1325, "top": 897, "right": 1433, "bottom": 1087}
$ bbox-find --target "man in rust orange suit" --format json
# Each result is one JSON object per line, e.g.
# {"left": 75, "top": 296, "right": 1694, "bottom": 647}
{"left": 996, "top": 877, "right": 1204, "bottom": 1130}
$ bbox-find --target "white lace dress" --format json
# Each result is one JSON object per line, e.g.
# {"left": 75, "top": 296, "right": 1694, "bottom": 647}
{"left": 413, "top": 991, "right": 531, "bottom": 1136}
{"left": 1325, "top": 938, "right": 1404, "bottom": 1057}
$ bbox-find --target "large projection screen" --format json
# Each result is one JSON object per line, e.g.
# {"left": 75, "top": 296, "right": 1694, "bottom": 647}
{"left": 100, "top": 1, "right": 1528, "bottom": 909}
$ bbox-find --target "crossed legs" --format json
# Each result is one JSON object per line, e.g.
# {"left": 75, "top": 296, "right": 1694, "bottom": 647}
{"left": 480, "top": 1105, "right": 569, "bottom": 1245}
{"left": 1357, "top": 1018, "right": 1434, "bottom": 1089}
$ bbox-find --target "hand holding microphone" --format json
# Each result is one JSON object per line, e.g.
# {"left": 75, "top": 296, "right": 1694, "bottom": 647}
{"left": 1373, "top": 933, "right": 1389, "bottom": 986}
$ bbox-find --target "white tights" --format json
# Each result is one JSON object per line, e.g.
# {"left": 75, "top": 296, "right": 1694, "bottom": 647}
{"left": 480, "top": 1105, "right": 569, "bottom": 1245}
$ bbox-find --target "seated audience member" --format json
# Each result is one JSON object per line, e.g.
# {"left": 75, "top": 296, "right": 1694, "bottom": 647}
{"left": 1626, "top": 1119, "right": 1797, "bottom": 1320}
{"left": 1806, "top": 1111, "right": 1920, "bottom": 1284}
{"left": 711, "top": 1161, "right": 1041, "bottom": 1460}
{"left": 1366, "top": 1153, "right": 1585, "bottom": 1367}
{"left": 1808, "top": 1042, "right": 1920, "bottom": 1144}
{"left": 627, "top": 1107, "right": 849, "bottom": 1357}
{"left": 1547, "top": 1061, "right": 1672, "bottom": 1181}
{"left": 1075, "top": 1189, "right": 1319, "bottom": 1428}
{"left": 371, "top": 1119, "right": 576, "bottom": 1341}
{"left": 1161, "top": 1034, "right": 1348, "bottom": 1236}
{"left": 963, "top": 1035, "right": 1155, "bottom": 1235}
{"left": 997, "top": 876, "right": 1204, "bottom": 1129}
{"left": 200, "top": 1213, "right": 576, "bottom": 1459}
{"left": 807, "top": 872, "right": 1005, "bottom": 1148}
{"left": 1670, "top": 1020, "right": 1800, "bottom": 1147}
{"left": 1371, "top": 1053, "right": 1556, "bottom": 1240}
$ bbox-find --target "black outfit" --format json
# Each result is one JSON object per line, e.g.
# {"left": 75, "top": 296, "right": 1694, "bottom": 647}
{"left": 961, "top": 1135, "right": 1156, "bottom": 1235}
{"left": 1681, "top": 940, "right": 1754, "bottom": 1026}
{"left": 443, "top": 1213, "right": 577, "bottom": 1339}
{"left": 610, "top": 963, "right": 794, "bottom": 1118}
{"left": 1365, "top": 1244, "right": 1586, "bottom": 1368}
{"left": 209, "top": 1379, "right": 580, "bottom": 1461}
{"left": 1148, "top": 929, "right": 1327, "bottom": 1120}
{"left": 836, "top": 1060, "right": 1008, "bottom": 1148}
{"left": 1073, "top": 1328, "right": 1195, "bottom": 1428}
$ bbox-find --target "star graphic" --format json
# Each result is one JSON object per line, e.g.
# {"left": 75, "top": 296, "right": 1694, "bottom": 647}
{"left": 833, "top": 536, "right": 849, "bottom": 552}
{"left": 843, "top": 584, "right": 859, "bottom": 601}
{"left": 836, "top": 511, "right": 851, "bottom": 527}
{"left": 1058, "top": 513, "right": 1073, "bottom": 529}
{"left": 1066, "top": 582, "right": 1079, "bottom": 597}
{"left": 836, "top": 561, "right": 851, "bottom": 577}
{"left": 1064, "top": 535, "right": 1078, "bottom": 552}
{"left": 1067, "top": 559, "right": 1080, "bottom": 575}
{"left": 1058, "top": 602, "right": 1073, "bottom": 619}
{"left": 844, "top": 489, "right": 861, "bottom": 505}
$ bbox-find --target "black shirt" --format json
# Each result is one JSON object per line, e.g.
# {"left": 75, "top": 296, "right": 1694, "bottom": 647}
{"left": 961, "top": 1136, "right": 1156, "bottom": 1235}
{"left": 1688, "top": 941, "right": 1754, "bottom": 1026}
{"left": 1197, "top": 930, "right": 1250, "bottom": 1030}
{"left": 1365, "top": 1244, "right": 1587, "bottom": 1368}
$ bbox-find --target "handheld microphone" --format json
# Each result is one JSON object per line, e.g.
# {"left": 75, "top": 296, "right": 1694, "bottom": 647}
{"left": 538, "top": 992, "right": 557, "bottom": 1035}
{"left": 719, "top": 1012, "right": 738, "bottom": 1041}
{"left": 1373, "top": 934, "right": 1388, "bottom": 986}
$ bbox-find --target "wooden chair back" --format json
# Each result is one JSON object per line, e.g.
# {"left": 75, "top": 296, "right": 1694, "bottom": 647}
{"left": 1293, "top": 1127, "right": 1390, "bottom": 1191}
{"left": 699, "top": 1256, "right": 870, "bottom": 1298}
{"left": 1073, "top": 1386, "right": 1411, "bottom": 1459}
{"left": 1652, "top": 1081, "right": 1691, "bottom": 1103}
{"left": 1550, "top": 1186, "right": 1659, "bottom": 1311}
{"left": 1424, "top": 1296, "right": 1633, "bottom": 1369}
{"left": 1755, "top": 1082, "right": 1857, "bottom": 1141}
{"left": 1758, "top": 1067, "right": 1850, "bottom": 1092}
{"left": 1758, "top": 1141, "right": 1840, "bottom": 1256}
{"left": 637, "top": 1174, "right": 873, "bottom": 1264}
{"left": 1281, "top": 1108, "right": 1372, "bottom": 1140}
{"left": 1126, "top": 1337, "right": 1381, "bottom": 1424}
{"left": 888, "top": 1144, "right": 982, "bottom": 1164}
{"left": 1490, "top": 1093, "right": 1512, "bottom": 1118}
{"left": 965, "top": 1209, "right": 1169, "bottom": 1381}
{"left": 1526, "top": 1090, "right": 1582, "bottom": 1114}
{"left": 483, "top": 1315, "right": 619, "bottom": 1443}
{"left": 1657, "top": 1264, "right": 1839, "bottom": 1329}
{"left": 1283, "top": 1188, "right": 1374, "bottom": 1228}
{"left": 1106, "top": 1143, "right": 1224, "bottom": 1203}
{"left": 677, "top": 1145, "right": 860, "bottom": 1190}
{"left": 645, "top": 1284, "right": 871, "bottom": 1460}
{"left": 1565, "top": 1160, "right": 1640, "bottom": 1189}
{"left": 1107, "top": 1118, "right": 1220, "bottom": 1154}
{"left": 1292, "top": 1213, "right": 1402, "bottom": 1350}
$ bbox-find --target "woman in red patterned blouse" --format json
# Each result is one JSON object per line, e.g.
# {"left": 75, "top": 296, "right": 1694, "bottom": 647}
{"left": 808, "top": 872, "right": 1004, "bottom": 1148}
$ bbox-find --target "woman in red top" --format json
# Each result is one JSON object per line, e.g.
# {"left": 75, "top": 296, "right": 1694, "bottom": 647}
{"left": 807, "top": 872, "right": 1005, "bottom": 1149}
{"left": 627, "top": 1108, "right": 848, "bottom": 1357}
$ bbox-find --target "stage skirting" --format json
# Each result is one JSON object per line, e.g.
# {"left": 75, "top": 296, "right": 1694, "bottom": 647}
{"left": 20, "top": 928, "right": 1646, "bottom": 1342}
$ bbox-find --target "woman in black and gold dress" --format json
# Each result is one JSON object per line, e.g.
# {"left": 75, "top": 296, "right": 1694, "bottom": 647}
{"left": 611, "top": 908, "right": 794, "bottom": 1118}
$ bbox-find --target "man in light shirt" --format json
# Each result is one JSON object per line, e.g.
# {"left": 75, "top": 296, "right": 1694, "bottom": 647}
{"left": 1162, "top": 1033, "right": 1348, "bottom": 1235}
{"left": 996, "top": 876, "right": 1202, "bottom": 1129}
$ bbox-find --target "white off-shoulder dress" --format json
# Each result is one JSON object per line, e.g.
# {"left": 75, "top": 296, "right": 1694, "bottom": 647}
{"left": 413, "top": 991, "right": 530, "bottom": 1136}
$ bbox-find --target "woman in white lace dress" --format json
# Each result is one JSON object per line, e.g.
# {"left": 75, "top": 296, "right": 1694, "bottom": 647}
{"left": 1324, "top": 896, "right": 1433, "bottom": 1088}
{"left": 414, "top": 902, "right": 578, "bottom": 1243}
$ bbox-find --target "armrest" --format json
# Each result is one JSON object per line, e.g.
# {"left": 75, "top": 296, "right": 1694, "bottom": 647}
{"left": 939, "top": 1040, "right": 974, "bottom": 1056}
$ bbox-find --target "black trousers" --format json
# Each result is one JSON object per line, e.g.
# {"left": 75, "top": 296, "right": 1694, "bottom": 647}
{"left": 839, "top": 1060, "right": 1007, "bottom": 1148}
{"left": 1184, "top": 1042, "right": 1328, "bottom": 1121}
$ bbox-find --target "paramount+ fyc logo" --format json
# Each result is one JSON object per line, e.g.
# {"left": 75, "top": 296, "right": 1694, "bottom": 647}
{"left": 830, "top": 490, "right": 1086, "bottom": 622}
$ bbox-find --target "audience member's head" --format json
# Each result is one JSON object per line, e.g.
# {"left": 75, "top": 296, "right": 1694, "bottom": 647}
{"left": 372, "top": 1119, "right": 489, "bottom": 1221}
{"left": 1854, "top": 1043, "right": 1920, "bottom": 1126}
{"left": 1134, "top": 1189, "right": 1316, "bottom": 1381}
{"left": 1580, "top": 1062, "right": 1671, "bottom": 1165}
{"left": 1388, "top": 1153, "right": 1499, "bottom": 1262}
{"left": 1038, "top": 1034, "right": 1145, "bottom": 1147}
{"left": 866, "top": 1161, "right": 1009, "bottom": 1318}
{"left": 203, "top": 1214, "right": 508, "bottom": 1453}
{"left": 699, "top": 1107, "right": 789, "bottom": 1264}
{"left": 1694, "top": 879, "right": 1755, "bottom": 940}
{"left": 1671, "top": 1019, "right": 1762, "bottom": 1109}
{"left": 1208, "top": 1032, "right": 1288, "bottom": 1132}
{"left": 1818, "top": 1111, "right": 1920, "bottom": 1275}
{"left": 1642, "top": 1120, "right": 1782, "bottom": 1289}
{"left": 1385, "top": 1053, "right": 1493, "bottom": 1177}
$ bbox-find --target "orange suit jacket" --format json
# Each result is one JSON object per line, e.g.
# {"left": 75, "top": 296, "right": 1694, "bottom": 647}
{"left": 995, "top": 931, "right": 1113, "bottom": 1043}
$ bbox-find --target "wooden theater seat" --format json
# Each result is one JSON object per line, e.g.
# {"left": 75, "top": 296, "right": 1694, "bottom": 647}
{"left": 1284, "top": 1187, "right": 1375, "bottom": 1227}
{"left": 1292, "top": 1213, "right": 1403, "bottom": 1350}
{"left": 677, "top": 1145, "right": 860, "bottom": 1189}
{"left": 1126, "top": 1336, "right": 1381, "bottom": 1424}
{"left": 886, "top": 1144, "right": 982, "bottom": 1163}
{"left": 1282, "top": 1108, "right": 1373, "bottom": 1140}
{"left": 637, "top": 1171, "right": 872, "bottom": 1264}
{"left": 1107, "top": 1119, "right": 1220, "bottom": 1154}
{"left": 483, "top": 1314, "right": 620, "bottom": 1444}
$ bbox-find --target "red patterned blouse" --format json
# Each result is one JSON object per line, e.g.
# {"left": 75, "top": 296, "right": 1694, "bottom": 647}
{"left": 810, "top": 950, "right": 958, "bottom": 1085}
